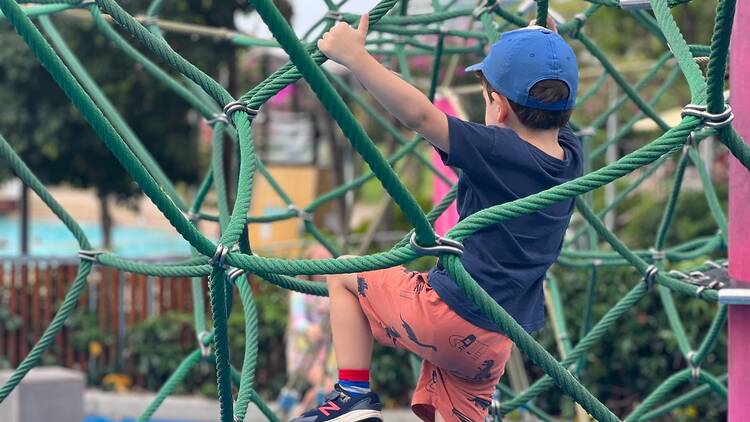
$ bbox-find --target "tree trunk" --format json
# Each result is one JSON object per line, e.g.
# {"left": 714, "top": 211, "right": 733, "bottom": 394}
{"left": 98, "top": 191, "right": 113, "bottom": 249}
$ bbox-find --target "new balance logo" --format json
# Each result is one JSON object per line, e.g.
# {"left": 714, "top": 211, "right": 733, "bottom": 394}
{"left": 318, "top": 401, "right": 340, "bottom": 416}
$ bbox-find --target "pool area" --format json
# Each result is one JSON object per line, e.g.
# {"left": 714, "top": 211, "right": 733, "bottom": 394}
{"left": 0, "top": 217, "right": 197, "bottom": 258}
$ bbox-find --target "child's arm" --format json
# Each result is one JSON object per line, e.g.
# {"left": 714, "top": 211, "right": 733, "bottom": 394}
{"left": 318, "top": 14, "right": 450, "bottom": 153}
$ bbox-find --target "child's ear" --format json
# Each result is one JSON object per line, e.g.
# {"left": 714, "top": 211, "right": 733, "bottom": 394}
{"left": 492, "top": 92, "right": 509, "bottom": 123}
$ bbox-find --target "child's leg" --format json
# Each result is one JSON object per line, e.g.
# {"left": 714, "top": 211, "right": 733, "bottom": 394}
{"left": 326, "top": 271, "right": 373, "bottom": 370}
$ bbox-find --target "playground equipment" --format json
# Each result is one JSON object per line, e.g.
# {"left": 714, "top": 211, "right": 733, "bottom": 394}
{"left": 0, "top": 0, "right": 747, "bottom": 420}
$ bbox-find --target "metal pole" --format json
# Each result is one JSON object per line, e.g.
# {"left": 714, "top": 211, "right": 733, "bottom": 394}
{"left": 728, "top": 1, "right": 750, "bottom": 419}
{"left": 604, "top": 79, "right": 618, "bottom": 230}
{"left": 20, "top": 182, "right": 29, "bottom": 255}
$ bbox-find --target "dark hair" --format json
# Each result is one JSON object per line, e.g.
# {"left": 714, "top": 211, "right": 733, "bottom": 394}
{"left": 477, "top": 73, "right": 572, "bottom": 129}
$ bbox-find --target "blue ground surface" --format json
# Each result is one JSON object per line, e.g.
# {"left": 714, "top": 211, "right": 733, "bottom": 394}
{"left": 0, "top": 217, "right": 193, "bottom": 258}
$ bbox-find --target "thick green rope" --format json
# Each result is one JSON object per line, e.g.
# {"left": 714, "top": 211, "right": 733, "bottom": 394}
{"left": 0, "top": 0, "right": 742, "bottom": 420}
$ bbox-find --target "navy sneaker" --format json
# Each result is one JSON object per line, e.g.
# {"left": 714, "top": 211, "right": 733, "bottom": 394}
{"left": 289, "top": 384, "right": 382, "bottom": 422}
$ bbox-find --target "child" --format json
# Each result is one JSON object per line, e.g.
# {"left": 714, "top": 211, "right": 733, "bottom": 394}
{"left": 292, "top": 14, "right": 582, "bottom": 422}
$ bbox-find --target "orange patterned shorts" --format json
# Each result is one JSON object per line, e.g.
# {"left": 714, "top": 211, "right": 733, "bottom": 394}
{"left": 356, "top": 266, "right": 513, "bottom": 422}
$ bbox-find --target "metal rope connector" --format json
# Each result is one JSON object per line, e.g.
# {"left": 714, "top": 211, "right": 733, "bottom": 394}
{"left": 224, "top": 100, "right": 258, "bottom": 119}
{"left": 473, "top": 0, "right": 499, "bottom": 18}
{"left": 325, "top": 10, "right": 343, "bottom": 21}
{"left": 570, "top": 13, "right": 588, "bottom": 36}
{"left": 575, "top": 127, "right": 596, "bottom": 137}
{"left": 138, "top": 16, "right": 158, "bottom": 27}
{"left": 649, "top": 247, "right": 665, "bottom": 262}
{"left": 75, "top": 0, "right": 96, "bottom": 9}
{"left": 409, "top": 232, "right": 464, "bottom": 257}
{"left": 619, "top": 0, "right": 652, "bottom": 10}
{"left": 218, "top": 100, "right": 259, "bottom": 127}
{"left": 669, "top": 264, "right": 727, "bottom": 297}
{"left": 207, "top": 112, "right": 231, "bottom": 127}
{"left": 682, "top": 131, "right": 699, "bottom": 154}
{"left": 288, "top": 204, "right": 312, "bottom": 222}
{"left": 686, "top": 350, "right": 701, "bottom": 381}
{"left": 227, "top": 267, "right": 245, "bottom": 285}
{"left": 183, "top": 210, "right": 200, "bottom": 224}
{"left": 681, "top": 104, "right": 734, "bottom": 128}
{"left": 644, "top": 265, "right": 659, "bottom": 289}
{"left": 210, "top": 244, "right": 232, "bottom": 269}
{"left": 197, "top": 331, "right": 211, "bottom": 357}
{"left": 78, "top": 250, "right": 104, "bottom": 262}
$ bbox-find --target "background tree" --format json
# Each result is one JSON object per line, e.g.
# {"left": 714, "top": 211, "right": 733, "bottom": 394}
{"left": 0, "top": 0, "right": 290, "bottom": 249}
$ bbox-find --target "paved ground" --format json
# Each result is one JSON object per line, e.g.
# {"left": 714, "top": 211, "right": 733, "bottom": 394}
{"left": 85, "top": 390, "right": 420, "bottom": 421}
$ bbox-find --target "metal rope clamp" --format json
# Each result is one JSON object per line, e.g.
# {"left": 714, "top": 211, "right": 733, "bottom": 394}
{"left": 75, "top": 0, "right": 96, "bottom": 9}
{"left": 220, "top": 100, "right": 259, "bottom": 127}
{"left": 570, "top": 13, "right": 588, "bottom": 37}
{"left": 138, "top": 16, "right": 159, "bottom": 27}
{"left": 197, "top": 331, "right": 211, "bottom": 357}
{"left": 649, "top": 247, "right": 665, "bottom": 262}
{"left": 644, "top": 265, "right": 659, "bottom": 290}
{"left": 227, "top": 267, "right": 245, "bottom": 285}
{"left": 682, "top": 131, "right": 699, "bottom": 154}
{"left": 686, "top": 350, "right": 701, "bottom": 381}
{"left": 207, "top": 112, "right": 231, "bottom": 127}
{"left": 681, "top": 104, "right": 734, "bottom": 128}
{"left": 409, "top": 232, "right": 464, "bottom": 257}
{"left": 473, "top": 0, "right": 499, "bottom": 18}
{"left": 210, "top": 244, "right": 232, "bottom": 269}
{"left": 78, "top": 250, "right": 104, "bottom": 262}
{"left": 183, "top": 210, "right": 200, "bottom": 224}
{"left": 325, "top": 10, "right": 343, "bottom": 21}
{"left": 288, "top": 204, "right": 313, "bottom": 222}
{"left": 575, "top": 127, "right": 596, "bottom": 138}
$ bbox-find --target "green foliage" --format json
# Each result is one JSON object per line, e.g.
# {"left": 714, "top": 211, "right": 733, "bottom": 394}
{"left": 228, "top": 281, "right": 290, "bottom": 396}
{"left": 67, "top": 311, "right": 116, "bottom": 351}
{"left": 370, "top": 346, "right": 415, "bottom": 407}
{"left": 534, "top": 265, "right": 726, "bottom": 420}
{"left": 616, "top": 176, "right": 727, "bottom": 250}
{"left": 0, "top": 0, "right": 253, "bottom": 199}
{"left": 125, "top": 311, "right": 212, "bottom": 392}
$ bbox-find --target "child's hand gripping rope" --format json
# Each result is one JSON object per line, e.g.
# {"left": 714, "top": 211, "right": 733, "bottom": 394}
{"left": 317, "top": 14, "right": 370, "bottom": 68}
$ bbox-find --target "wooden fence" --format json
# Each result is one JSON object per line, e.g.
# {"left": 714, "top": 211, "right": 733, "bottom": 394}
{"left": 0, "top": 257, "right": 203, "bottom": 385}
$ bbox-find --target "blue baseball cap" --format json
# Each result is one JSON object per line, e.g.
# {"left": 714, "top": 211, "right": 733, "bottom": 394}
{"left": 466, "top": 27, "right": 578, "bottom": 111}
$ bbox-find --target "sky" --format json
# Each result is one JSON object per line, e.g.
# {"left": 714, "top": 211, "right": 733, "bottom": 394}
{"left": 234, "top": 0, "right": 476, "bottom": 41}
{"left": 236, "top": 0, "right": 388, "bottom": 40}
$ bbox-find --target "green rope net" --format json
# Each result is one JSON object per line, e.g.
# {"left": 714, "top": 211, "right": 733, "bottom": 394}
{"left": 0, "top": 0, "right": 745, "bottom": 420}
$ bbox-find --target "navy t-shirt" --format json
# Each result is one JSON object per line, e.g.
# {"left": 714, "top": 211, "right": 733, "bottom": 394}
{"left": 428, "top": 115, "right": 583, "bottom": 333}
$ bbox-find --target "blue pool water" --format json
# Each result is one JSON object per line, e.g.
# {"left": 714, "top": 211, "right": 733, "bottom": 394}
{"left": 0, "top": 217, "right": 196, "bottom": 258}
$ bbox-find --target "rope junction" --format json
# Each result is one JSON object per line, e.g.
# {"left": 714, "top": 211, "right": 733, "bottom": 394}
{"left": 0, "top": 0, "right": 746, "bottom": 420}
